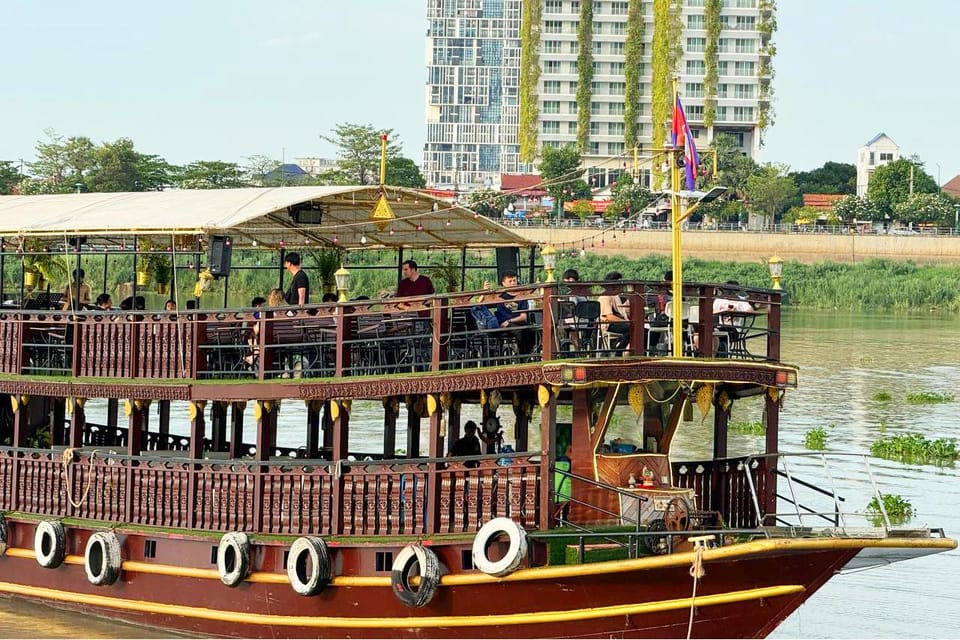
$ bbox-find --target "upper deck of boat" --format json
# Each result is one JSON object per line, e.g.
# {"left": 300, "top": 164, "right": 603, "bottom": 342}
{"left": 0, "top": 279, "right": 790, "bottom": 400}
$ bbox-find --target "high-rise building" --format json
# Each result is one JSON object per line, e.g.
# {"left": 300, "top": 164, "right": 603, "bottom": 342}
{"left": 424, "top": 0, "right": 775, "bottom": 191}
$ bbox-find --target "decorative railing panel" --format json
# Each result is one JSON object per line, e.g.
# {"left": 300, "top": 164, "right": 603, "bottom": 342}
{"left": 672, "top": 456, "right": 767, "bottom": 528}
{"left": 261, "top": 464, "right": 334, "bottom": 536}
{"left": 194, "top": 462, "right": 258, "bottom": 533}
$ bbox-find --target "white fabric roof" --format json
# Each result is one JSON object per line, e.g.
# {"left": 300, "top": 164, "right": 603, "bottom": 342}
{"left": 0, "top": 186, "right": 531, "bottom": 249}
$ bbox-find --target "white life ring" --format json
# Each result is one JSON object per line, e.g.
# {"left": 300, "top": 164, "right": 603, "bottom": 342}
{"left": 34, "top": 520, "right": 67, "bottom": 569}
{"left": 287, "top": 536, "right": 331, "bottom": 596}
{"left": 85, "top": 531, "right": 122, "bottom": 586}
{"left": 472, "top": 517, "right": 528, "bottom": 577}
{"left": 217, "top": 532, "right": 251, "bottom": 587}
{"left": 391, "top": 544, "right": 440, "bottom": 608}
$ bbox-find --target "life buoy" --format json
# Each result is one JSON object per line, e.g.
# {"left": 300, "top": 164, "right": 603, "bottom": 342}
{"left": 34, "top": 520, "right": 67, "bottom": 569}
{"left": 287, "top": 536, "right": 331, "bottom": 596}
{"left": 85, "top": 531, "right": 122, "bottom": 586}
{"left": 217, "top": 532, "right": 251, "bottom": 587}
{"left": 471, "top": 517, "right": 527, "bottom": 577}
{"left": 391, "top": 544, "right": 440, "bottom": 608}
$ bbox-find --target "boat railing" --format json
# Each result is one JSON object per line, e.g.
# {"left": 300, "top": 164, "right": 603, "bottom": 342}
{"left": 0, "top": 445, "right": 543, "bottom": 536}
{"left": 0, "top": 281, "right": 782, "bottom": 381}
{"left": 741, "top": 452, "right": 906, "bottom": 533}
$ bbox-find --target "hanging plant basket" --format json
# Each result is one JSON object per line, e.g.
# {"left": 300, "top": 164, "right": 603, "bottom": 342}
{"left": 23, "top": 271, "right": 39, "bottom": 288}
{"left": 136, "top": 270, "right": 152, "bottom": 287}
{"left": 155, "top": 282, "right": 170, "bottom": 295}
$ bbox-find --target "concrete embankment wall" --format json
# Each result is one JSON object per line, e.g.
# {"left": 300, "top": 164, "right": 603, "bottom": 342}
{"left": 512, "top": 228, "right": 960, "bottom": 264}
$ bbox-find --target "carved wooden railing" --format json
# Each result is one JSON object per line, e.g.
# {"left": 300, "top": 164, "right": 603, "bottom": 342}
{"left": 0, "top": 282, "right": 782, "bottom": 381}
{"left": 672, "top": 456, "right": 769, "bottom": 529}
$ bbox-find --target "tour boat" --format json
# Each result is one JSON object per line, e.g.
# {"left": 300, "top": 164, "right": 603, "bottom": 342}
{"left": 0, "top": 185, "right": 953, "bottom": 638}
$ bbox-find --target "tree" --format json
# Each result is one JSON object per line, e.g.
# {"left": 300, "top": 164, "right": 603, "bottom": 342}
{"left": 790, "top": 161, "right": 856, "bottom": 195}
{"left": 609, "top": 179, "right": 653, "bottom": 220}
{"left": 539, "top": 145, "right": 588, "bottom": 213}
{"left": 707, "top": 133, "right": 759, "bottom": 198}
{"left": 832, "top": 195, "right": 879, "bottom": 223}
{"left": 467, "top": 189, "right": 516, "bottom": 217}
{"left": 745, "top": 163, "right": 797, "bottom": 228}
{"left": 893, "top": 193, "right": 956, "bottom": 226}
{"left": 0, "top": 160, "right": 21, "bottom": 194}
{"left": 245, "top": 155, "right": 282, "bottom": 186}
{"left": 27, "top": 129, "right": 96, "bottom": 193}
{"left": 867, "top": 157, "right": 938, "bottom": 217}
{"left": 86, "top": 138, "right": 168, "bottom": 192}
{"left": 319, "top": 123, "right": 402, "bottom": 185}
{"left": 385, "top": 157, "right": 426, "bottom": 189}
{"left": 176, "top": 161, "right": 247, "bottom": 189}
{"left": 569, "top": 199, "right": 595, "bottom": 222}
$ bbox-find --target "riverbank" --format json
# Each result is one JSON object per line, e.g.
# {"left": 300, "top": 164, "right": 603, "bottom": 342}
{"left": 513, "top": 227, "right": 960, "bottom": 264}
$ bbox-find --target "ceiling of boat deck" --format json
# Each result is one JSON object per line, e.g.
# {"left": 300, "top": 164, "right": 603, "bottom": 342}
{"left": 0, "top": 186, "right": 532, "bottom": 249}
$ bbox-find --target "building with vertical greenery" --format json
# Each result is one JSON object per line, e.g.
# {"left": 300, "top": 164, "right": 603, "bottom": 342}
{"left": 423, "top": 0, "right": 775, "bottom": 191}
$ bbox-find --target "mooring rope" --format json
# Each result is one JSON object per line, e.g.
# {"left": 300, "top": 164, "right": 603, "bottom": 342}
{"left": 686, "top": 535, "right": 714, "bottom": 640}
{"left": 62, "top": 447, "right": 97, "bottom": 508}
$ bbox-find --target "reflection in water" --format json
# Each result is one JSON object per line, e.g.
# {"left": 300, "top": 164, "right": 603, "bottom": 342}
{"left": 1, "top": 311, "right": 958, "bottom": 638}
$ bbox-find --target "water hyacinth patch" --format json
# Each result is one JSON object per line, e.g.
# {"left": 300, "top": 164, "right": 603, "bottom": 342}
{"left": 728, "top": 420, "right": 765, "bottom": 436}
{"left": 865, "top": 494, "right": 916, "bottom": 526}
{"left": 905, "top": 391, "right": 954, "bottom": 405}
{"left": 872, "top": 391, "right": 892, "bottom": 402}
{"left": 870, "top": 433, "right": 958, "bottom": 465}
{"left": 804, "top": 425, "right": 829, "bottom": 450}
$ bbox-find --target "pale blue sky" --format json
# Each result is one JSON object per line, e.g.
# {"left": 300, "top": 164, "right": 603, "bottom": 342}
{"left": 1, "top": 0, "right": 957, "bottom": 184}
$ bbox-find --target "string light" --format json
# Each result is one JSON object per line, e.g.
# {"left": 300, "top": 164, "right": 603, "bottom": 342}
{"left": 416, "top": 223, "right": 423, "bottom": 232}
{"left": 580, "top": 248, "right": 586, "bottom": 258}
{"left": 389, "top": 228, "right": 395, "bottom": 236}
{"left": 360, "top": 234, "right": 367, "bottom": 245}
{"left": 251, "top": 240, "right": 258, "bottom": 247}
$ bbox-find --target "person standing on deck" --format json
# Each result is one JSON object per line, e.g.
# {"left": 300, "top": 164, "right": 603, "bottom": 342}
{"left": 283, "top": 252, "right": 309, "bottom": 306}
{"left": 450, "top": 420, "right": 482, "bottom": 467}
{"left": 396, "top": 260, "right": 435, "bottom": 298}
{"left": 61, "top": 268, "right": 91, "bottom": 309}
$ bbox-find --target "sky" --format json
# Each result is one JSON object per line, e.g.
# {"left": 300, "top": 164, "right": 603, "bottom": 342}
{"left": 1, "top": 0, "right": 957, "bottom": 184}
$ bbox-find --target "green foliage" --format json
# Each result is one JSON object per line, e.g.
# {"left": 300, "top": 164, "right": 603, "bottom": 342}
{"left": 756, "top": 1, "right": 777, "bottom": 143}
{"left": 872, "top": 391, "right": 892, "bottom": 402}
{"left": 0, "top": 160, "right": 23, "bottom": 194}
{"left": 468, "top": 189, "right": 516, "bottom": 218}
{"left": 176, "top": 161, "right": 247, "bottom": 189}
{"left": 650, "top": 0, "right": 671, "bottom": 186}
{"left": 306, "top": 248, "right": 345, "bottom": 287}
{"left": 832, "top": 195, "right": 880, "bottom": 223}
{"left": 782, "top": 205, "right": 828, "bottom": 225}
{"left": 431, "top": 253, "right": 462, "bottom": 293}
{"left": 539, "top": 145, "right": 586, "bottom": 211}
{"left": 702, "top": 0, "right": 721, "bottom": 127}
{"left": 576, "top": 0, "right": 594, "bottom": 152}
{"left": 893, "top": 193, "right": 956, "bottom": 226}
{"left": 570, "top": 199, "right": 595, "bottom": 221}
{"left": 904, "top": 391, "right": 954, "bottom": 405}
{"left": 865, "top": 494, "right": 916, "bottom": 525}
{"left": 318, "top": 123, "right": 402, "bottom": 185}
{"left": 519, "top": 0, "right": 542, "bottom": 163}
{"left": 804, "top": 425, "right": 828, "bottom": 450}
{"left": 623, "top": 0, "right": 644, "bottom": 149}
{"left": 708, "top": 134, "right": 759, "bottom": 198}
{"left": 867, "top": 158, "right": 938, "bottom": 218}
{"left": 729, "top": 420, "right": 765, "bottom": 436}
{"left": 385, "top": 157, "right": 426, "bottom": 189}
{"left": 790, "top": 162, "right": 856, "bottom": 196}
{"left": 870, "top": 433, "right": 958, "bottom": 466}
{"left": 610, "top": 179, "right": 653, "bottom": 218}
{"left": 745, "top": 163, "right": 798, "bottom": 226}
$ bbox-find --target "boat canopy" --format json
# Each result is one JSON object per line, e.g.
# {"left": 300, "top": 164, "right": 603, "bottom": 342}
{"left": 0, "top": 185, "right": 532, "bottom": 250}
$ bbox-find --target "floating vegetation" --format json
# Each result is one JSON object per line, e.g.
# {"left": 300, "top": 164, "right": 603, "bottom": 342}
{"left": 905, "top": 391, "right": 954, "bottom": 405}
{"left": 865, "top": 494, "right": 916, "bottom": 525}
{"left": 872, "top": 391, "right": 892, "bottom": 402}
{"left": 804, "top": 425, "right": 829, "bottom": 450}
{"left": 870, "top": 433, "right": 958, "bottom": 465}
{"left": 729, "top": 420, "right": 765, "bottom": 436}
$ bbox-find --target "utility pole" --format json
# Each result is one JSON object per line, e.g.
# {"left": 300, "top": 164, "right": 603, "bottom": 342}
{"left": 909, "top": 164, "right": 914, "bottom": 196}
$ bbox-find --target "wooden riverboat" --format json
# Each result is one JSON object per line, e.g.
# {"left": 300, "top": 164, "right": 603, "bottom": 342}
{"left": 0, "top": 186, "right": 954, "bottom": 638}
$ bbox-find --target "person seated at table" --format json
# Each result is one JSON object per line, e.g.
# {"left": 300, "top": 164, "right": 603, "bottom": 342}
{"left": 561, "top": 268, "right": 587, "bottom": 349}
{"left": 243, "top": 296, "right": 267, "bottom": 367}
{"left": 164, "top": 299, "right": 177, "bottom": 311}
{"left": 396, "top": 260, "right": 434, "bottom": 317}
{"left": 119, "top": 295, "right": 146, "bottom": 311}
{"left": 483, "top": 271, "right": 536, "bottom": 354}
{"left": 61, "top": 268, "right": 91, "bottom": 310}
{"left": 598, "top": 271, "right": 631, "bottom": 353}
{"left": 94, "top": 293, "right": 113, "bottom": 310}
{"left": 449, "top": 420, "right": 482, "bottom": 467}
{"left": 713, "top": 280, "right": 754, "bottom": 355}
{"left": 321, "top": 292, "right": 338, "bottom": 303}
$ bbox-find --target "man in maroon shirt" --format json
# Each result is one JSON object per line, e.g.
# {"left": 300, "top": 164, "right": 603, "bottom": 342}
{"left": 396, "top": 260, "right": 435, "bottom": 298}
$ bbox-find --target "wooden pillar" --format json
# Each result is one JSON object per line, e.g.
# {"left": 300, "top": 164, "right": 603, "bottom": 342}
{"left": 158, "top": 400, "right": 171, "bottom": 448}
{"left": 763, "top": 389, "right": 781, "bottom": 525}
{"left": 68, "top": 398, "right": 85, "bottom": 449}
{"left": 125, "top": 399, "right": 148, "bottom": 522}
{"left": 211, "top": 401, "right": 228, "bottom": 452}
{"left": 329, "top": 400, "right": 350, "bottom": 536}
{"left": 538, "top": 387, "right": 557, "bottom": 531}
{"left": 188, "top": 401, "right": 206, "bottom": 460}
{"left": 569, "top": 389, "right": 592, "bottom": 478}
{"left": 229, "top": 401, "right": 246, "bottom": 459}
{"left": 106, "top": 398, "right": 118, "bottom": 428}
{"left": 9, "top": 395, "right": 30, "bottom": 511}
{"left": 425, "top": 399, "right": 443, "bottom": 534}
{"left": 305, "top": 399, "right": 322, "bottom": 459}
{"left": 382, "top": 397, "right": 398, "bottom": 459}
{"left": 406, "top": 398, "right": 421, "bottom": 458}
{"left": 712, "top": 395, "right": 730, "bottom": 460}
{"left": 253, "top": 399, "right": 278, "bottom": 533}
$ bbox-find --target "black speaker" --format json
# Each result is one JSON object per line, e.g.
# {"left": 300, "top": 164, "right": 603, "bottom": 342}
{"left": 208, "top": 235, "right": 232, "bottom": 277}
{"left": 495, "top": 247, "right": 520, "bottom": 284}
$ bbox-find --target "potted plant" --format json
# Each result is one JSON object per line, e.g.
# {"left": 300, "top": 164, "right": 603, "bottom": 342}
{"left": 309, "top": 248, "right": 344, "bottom": 294}
{"left": 22, "top": 238, "right": 67, "bottom": 289}
{"left": 432, "top": 254, "right": 462, "bottom": 293}
{"left": 153, "top": 255, "right": 172, "bottom": 294}
{"left": 136, "top": 239, "right": 154, "bottom": 287}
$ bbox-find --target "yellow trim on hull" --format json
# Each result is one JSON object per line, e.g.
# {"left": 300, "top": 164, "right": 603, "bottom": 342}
{"left": 4, "top": 535, "right": 954, "bottom": 587}
{"left": 0, "top": 580, "right": 804, "bottom": 629}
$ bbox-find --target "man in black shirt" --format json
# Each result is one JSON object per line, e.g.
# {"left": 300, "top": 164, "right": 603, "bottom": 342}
{"left": 450, "top": 420, "right": 482, "bottom": 466}
{"left": 283, "top": 252, "right": 310, "bottom": 305}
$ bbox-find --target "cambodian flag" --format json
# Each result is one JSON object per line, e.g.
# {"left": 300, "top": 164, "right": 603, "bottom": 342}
{"left": 672, "top": 96, "right": 700, "bottom": 191}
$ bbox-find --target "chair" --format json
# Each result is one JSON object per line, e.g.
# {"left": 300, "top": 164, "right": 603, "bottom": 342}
{"left": 572, "top": 300, "right": 601, "bottom": 356}
{"left": 555, "top": 300, "right": 577, "bottom": 354}
{"left": 646, "top": 302, "right": 671, "bottom": 355}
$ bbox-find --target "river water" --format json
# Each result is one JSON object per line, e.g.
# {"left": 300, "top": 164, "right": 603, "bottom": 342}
{"left": 1, "top": 310, "right": 958, "bottom": 638}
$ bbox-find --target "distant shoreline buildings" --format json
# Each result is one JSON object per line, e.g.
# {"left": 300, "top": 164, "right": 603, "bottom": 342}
{"left": 422, "top": 0, "right": 775, "bottom": 191}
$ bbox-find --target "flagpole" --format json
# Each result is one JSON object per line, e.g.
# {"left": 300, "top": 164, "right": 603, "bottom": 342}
{"left": 670, "top": 77, "right": 683, "bottom": 357}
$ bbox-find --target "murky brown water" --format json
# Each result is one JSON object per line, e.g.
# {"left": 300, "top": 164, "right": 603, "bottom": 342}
{"left": 1, "top": 310, "right": 958, "bottom": 638}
